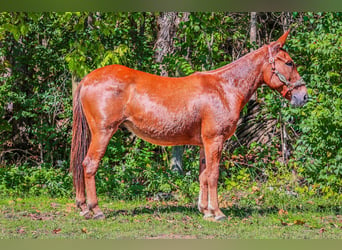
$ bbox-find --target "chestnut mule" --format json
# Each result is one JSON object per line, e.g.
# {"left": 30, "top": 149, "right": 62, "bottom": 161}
{"left": 70, "top": 30, "right": 308, "bottom": 220}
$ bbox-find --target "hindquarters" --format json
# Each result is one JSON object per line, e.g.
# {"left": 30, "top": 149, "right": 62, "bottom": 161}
{"left": 71, "top": 66, "right": 132, "bottom": 218}
{"left": 79, "top": 66, "right": 135, "bottom": 130}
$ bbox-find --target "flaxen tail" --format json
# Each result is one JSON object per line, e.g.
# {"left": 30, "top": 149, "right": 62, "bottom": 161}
{"left": 70, "top": 83, "right": 91, "bottom": 193}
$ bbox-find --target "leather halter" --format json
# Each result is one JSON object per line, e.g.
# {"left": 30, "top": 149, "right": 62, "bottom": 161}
{"left": 268, "top": 46, "right": 306, "bottom": 97}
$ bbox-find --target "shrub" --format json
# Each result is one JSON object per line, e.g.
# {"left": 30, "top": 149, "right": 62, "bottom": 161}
{"left": 0, "top": 164, "right": 72, "bottom": 197}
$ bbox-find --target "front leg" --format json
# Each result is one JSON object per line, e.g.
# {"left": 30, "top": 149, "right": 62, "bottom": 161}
{"left": 202, "top": 136, "right": 226, "bottom": 221}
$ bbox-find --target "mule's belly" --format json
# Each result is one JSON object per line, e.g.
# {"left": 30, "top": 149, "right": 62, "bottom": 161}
{"left": 122, "top": 118, "right": 202, "bottom": 146}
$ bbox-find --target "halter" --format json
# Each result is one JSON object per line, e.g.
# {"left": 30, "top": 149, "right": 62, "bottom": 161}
{"left": 268, "top": 46, "right": 306, "bottom": 97}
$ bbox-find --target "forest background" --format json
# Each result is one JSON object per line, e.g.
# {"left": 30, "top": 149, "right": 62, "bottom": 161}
{"left": 0, "top": 12, "right": 341, "bottom": 204}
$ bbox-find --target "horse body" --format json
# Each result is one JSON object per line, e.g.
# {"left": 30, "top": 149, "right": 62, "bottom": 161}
{"left": 71, "top": 30, "right": 308, "bottom": 220}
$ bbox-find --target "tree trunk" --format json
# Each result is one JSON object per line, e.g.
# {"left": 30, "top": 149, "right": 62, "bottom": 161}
{"left": 72, "top": 73, "right": 80, "bottom": 101}
{"left": 154, "top": 12, "right": 189, "bottom": 174}
{"left": 250, "top": 12, "right": 257, "bottom": 101}
{"left": 154, "top": 12, "right": 179, "bottom": 75}
{"left": 281, "top": 12, "right": 292, "bottom": 32}
{"left": 170, "top": 146, "right": 184, "bottom": 174}
{"left": 250, "top": 12, "right": 257, "bottom": 51}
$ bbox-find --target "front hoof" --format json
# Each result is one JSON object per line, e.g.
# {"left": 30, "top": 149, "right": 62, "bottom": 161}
{"left": 203, "top": 213, "right": 214, "bottom": 219}
{"left": 198, "top": 204, "right": 206, "bottom": 213}
{"left": 93, "top": 212, "right": 105, "bottom": 220}
{"left": 80, "top": 209, "right": 91, "bottom": 219}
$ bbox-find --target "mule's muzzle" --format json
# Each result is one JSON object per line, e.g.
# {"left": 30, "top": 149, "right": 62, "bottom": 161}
{"left": 290, "top": 90, "right": 308, "bottom": 107}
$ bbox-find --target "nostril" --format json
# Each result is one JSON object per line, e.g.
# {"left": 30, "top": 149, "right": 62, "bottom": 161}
{"left": 304, "top": 94, "right": 308, "bottom": 102}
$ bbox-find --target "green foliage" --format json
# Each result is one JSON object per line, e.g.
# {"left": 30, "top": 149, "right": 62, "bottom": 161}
{"left": 96, "top": 130, "right": 200, "bottom": 201}
{"left": 0, "top": 165, "right": 72, "bottom": 197}
{"left": 166, "top": 12, "right": 249, "bottom": 75}
{"left": 0, "top": 13, "right": 72, "bottom": 165}
{"left": 285, "top": 12, "right": 342, "bottom": 193}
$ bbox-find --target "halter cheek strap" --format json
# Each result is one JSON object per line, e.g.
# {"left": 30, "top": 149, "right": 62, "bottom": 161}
{"left": 268, "top": 46, "right": 306, "bottom": 97}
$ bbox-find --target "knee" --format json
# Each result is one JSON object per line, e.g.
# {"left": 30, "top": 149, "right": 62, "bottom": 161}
{"left": 82, "top": 157, "right": 99, "bottom": 178}
{"left": 199, "top": 172, "right": 208, "bottom": 184}
{"left": 208, "top": 171, "right": 219, "bottom": 185}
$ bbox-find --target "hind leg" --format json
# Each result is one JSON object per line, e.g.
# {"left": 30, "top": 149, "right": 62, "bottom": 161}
{"left": 82, "top": 126, "right": 117, "bottom": 219}
{"left": 76, "top": 185, "right": 89, "bottom": 218}
{"left": 198, "top": 147, "right": 213, "bottom": 218}
{"left": 74, "top": 148, "right": 88, "bottom": 217}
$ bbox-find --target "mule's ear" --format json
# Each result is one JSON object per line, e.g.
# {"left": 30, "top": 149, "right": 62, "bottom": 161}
{"left": 269, "top": 29, "right": 291, "bottom": 54}
{"left": 276, "top": 29, "right": 291, "bottom": 48}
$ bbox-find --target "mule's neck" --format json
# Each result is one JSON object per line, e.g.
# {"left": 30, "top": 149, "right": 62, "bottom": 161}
{"left": 208, "top": 46, "right": 267, "bottom": 110}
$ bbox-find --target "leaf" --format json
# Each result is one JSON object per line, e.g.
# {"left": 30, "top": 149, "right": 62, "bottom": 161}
{"left": 221, "top": 201, "right": 233, "bottom": 208}
{"left": 17, "top": 227, "right": 26, "bottom": 234}
{"left": 182, "top": 216, "right": 192, "bottom": 222}
{"left": 81, "top": 227, "right": 88, "bottom": 233}
{"left": 255, "top": 195, "right": 264, "bottom": 205}
{"left": 50, "top": 202, "right": 60, "bottom": 209}
{"left": 280, "top": 220, "right": 289, "bottom": 226}
{"left": 251, "top": 186, "right": 260, "bottom": 193}
{"left": 194, "top": 25, "right": 200, "bottom": 32}
{"left": 52, "top": 228, "right": 62, "bottom": 234}
{"left": 278, "top": 209, "right": 288, "bottom": 216}
{"left": 294, "top": 219, "right": 305, "bottom": 225}
{"left": 29, "top": 213, "right": 42, "bottom": 220}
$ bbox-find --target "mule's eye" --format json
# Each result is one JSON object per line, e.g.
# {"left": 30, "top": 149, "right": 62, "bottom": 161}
{"left": 285, "top": 61, "right": 294, "bottom": 67}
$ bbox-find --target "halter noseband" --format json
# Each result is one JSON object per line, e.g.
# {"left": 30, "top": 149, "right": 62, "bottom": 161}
{"left": 268, "top": 46, "right": 305, "bottom": 97}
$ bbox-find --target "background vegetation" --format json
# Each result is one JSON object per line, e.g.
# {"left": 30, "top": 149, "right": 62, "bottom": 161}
{"left": 0, "top": 12, "right": 341, "bottom": 205}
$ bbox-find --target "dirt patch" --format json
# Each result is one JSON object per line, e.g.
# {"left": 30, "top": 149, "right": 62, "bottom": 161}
{"left": 145, "top": 233, "right": 197, "bottom": 239}
{"left": 145, "top": 233, "right": 216, "bottom": 239}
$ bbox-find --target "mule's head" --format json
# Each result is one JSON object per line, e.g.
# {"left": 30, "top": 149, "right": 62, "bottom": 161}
{"left": 263, "top": 30, "right": 308, "bottom": 107}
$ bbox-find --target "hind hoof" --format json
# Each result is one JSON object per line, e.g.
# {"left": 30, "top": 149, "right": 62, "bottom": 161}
{"left": 215, "top": 215, "right": 226, "bottom": 221}
{"left": 93, "top": 212, "right": 105, "bottom": 220}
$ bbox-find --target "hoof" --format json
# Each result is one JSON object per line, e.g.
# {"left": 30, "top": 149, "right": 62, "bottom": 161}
{"left": 215, "top": 215, "right": 226, "bottom": 221}
{"left": 203, "top": 213, "right": 214, "bottom": 219}
{"left": 80, "top": 209, "right": 91, "bottom": 219}
{"left": 93, "top": 212, "right": 105, "bottom": 220}
{"left": 203, "top": 213, "right": 215, "bottom": 221}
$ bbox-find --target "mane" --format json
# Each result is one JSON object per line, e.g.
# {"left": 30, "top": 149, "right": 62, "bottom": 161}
{"left": 197, "top": 45, "right": 268, "bottom": 75}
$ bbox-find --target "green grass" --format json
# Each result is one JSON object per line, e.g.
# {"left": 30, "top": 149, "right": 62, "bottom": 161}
{"left": 0, "top": 194, "right": 341, "bottom": 239}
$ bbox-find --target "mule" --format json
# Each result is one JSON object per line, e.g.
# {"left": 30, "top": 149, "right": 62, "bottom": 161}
{"left": 70, "top": 30, "right": 308, "bottom": 221}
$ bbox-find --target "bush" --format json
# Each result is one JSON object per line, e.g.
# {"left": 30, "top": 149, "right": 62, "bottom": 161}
{"left": 285, "top": 12, "right": 342, "bottom": 194}
{"left": 96, "top": 131, "right": 200, "bottom": 201}
{"left": 0, "top": 164, "right": 72, "bottom": 197}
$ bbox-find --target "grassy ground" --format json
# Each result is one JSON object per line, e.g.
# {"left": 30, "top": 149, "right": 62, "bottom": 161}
{"left": 0, "top": 194, "right": 341, "bottom": 239}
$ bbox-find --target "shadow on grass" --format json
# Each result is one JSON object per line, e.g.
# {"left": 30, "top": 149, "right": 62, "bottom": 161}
{"left": 104, "top": 202, "right": 341, "bottom": 219}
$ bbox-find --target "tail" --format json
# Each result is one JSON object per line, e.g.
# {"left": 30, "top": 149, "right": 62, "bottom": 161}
{"left": 70, "top": 83, "right": 91, "bottom": 193}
